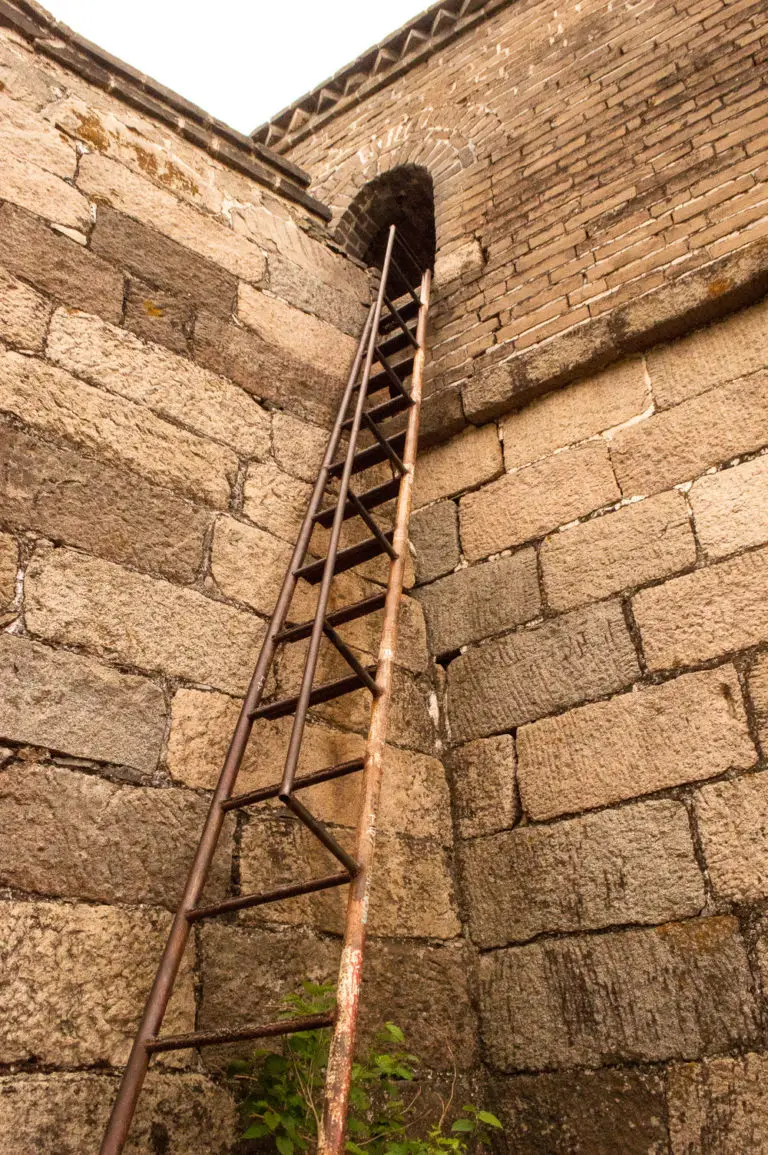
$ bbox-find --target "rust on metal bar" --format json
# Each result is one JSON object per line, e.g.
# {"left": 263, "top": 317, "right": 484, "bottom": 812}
{"left": 223, "top": 757, "right": 365, "bottom": 811}
{"left": 187, "top": 870, "right": 351, "bottom": 921}
{"left": 146, "top": 1013, "right": 335, "bottom": 1053}
{"left": 295, "top": 533, "right": 395, "bottom": 583}
{"left": 319, "top": 261, "right": 431, "bottom": 1155}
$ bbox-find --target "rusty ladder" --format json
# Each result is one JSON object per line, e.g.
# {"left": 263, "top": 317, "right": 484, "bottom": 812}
{"left": 100, "top": 224, "right": 431, "bottom": 1155}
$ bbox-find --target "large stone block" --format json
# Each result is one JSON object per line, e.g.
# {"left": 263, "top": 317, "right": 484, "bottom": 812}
{"left": 462, "top": 799, "right": 704, "bottom": 948}
{"left": 479, "top": 916, "right": 758, "bottom": 1071}
{"left": 0, "top": 89, "right": 77, "bottom": 178}
{"left": 91, "top": 204, "right": 239, "bottom": 317}
{"left": 200, "top": 921, "right": 474, "bottom": 1072}
{"left": 267, "top": 251, "right": 368, "bottom": 336}
{"left": 124, "top": 277, "right": 194, "bottom": 355}
{"left": 647, "top": 296, "right": 768, "bottom": 409}
{"left": 47, "top": 309, "right": 271, "bottom": 458}
{"left": 211, "top": 515, "right": 308, "bottom": 618}
{"left": 238, "top": 283, "right": 358, "bottom": 376}
{"left": 0, "top": 419, "right": 210, "bottom": 583}
{"left": 194, "top": 309, "right": 340, "bottom": 425}
{"left": 167, "top": 687, "right": 360, "bottom": 791}
{"left": 79, "top": 153, "right": 267, "bottom": 283}
{"left": 697, "top": 773, "right": 768, "bottom": 903}
{"left": 272, "top": 410, "right": 329, "bottom": 482}
{"left": 0, "top": 201, "right": 124, "bottom": 323}
{"left": 501, "top": 356, "right": 649, "bottom": 470}
{"left": 25, "top": 547, "right": 266, "bottom": 694}
{"left": 517, "top": 667, "right": 755, "bottom": 819}
{"left": 633, "top": 544, "right": 768, "bottom": 670}
{"left": 0, "top": 633, "right": 166, "bottom": 772}
{"left": 494, "top": 1066, "right": 667, "bottom": 1155}
{"left": 277, "top": 591, "right": 428, "bottom": 682}
{"left": 415, "top": 549, "right": 540, "bottom": 654}
{"left": 0, "top": 900, "right": 195, "bottom": 1066}
{"left": 361, "top": 938, "right": 478, "bottom": 1070}
{"left": 0, "top": 347, "right": 237, "bottom": 507}
{"left": 165, "top": 688, "right": 449, "bottom": 837}
{"left": 410, "top": 500, "right": 460, "bottom": 584}
{"left": 447, "top": 600, "right": 639, "bottom": 741}
{"left": 0, "top": 1072, "right": 237, "bottom": 1155}
{"left": 668, "top": 1053, "right": 768, "bottom": 1155}
{"left": 450, "top": 734, "right": 519, "bottom": 839}
{"left": 243, "top": 458, "right": 312, "bottom": 542}
{"left": 239, "top": 817, "right": 459, "bottom": 938}
{"left": 0, "top": 531, "right": 16, "bottom": 610}
{"left": 541, "top": 489, "right": 696, "bottom": 611}
{"left": 460, "top": 441, "right": 620, "bottom": 562}
{"left": 0, "top": 763, "right": 233, "bottom": 907}
{"left": 315, "top": 665, "right": 437, "bottom": 754}
{"left": 0, "top": 36, "right": 60, "bottom": 109}
{"left": 611, "top": 370, "right": 768, "bottom": 497}
{"left": 414, "top": 423, "right": 503, "bottom": 508}
{"left": 198, "top": 922, "right": 338, "bottom": 1050}
{"left": 690, "top": 454, "right": 768, "bottom": 560}
{"left": 0, "top": 262, "right": 52, "bottom": 349}
{"left": 0, "top": 150, "right": 89, "bottom": 230}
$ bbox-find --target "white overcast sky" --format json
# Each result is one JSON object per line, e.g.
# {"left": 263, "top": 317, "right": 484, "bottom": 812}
{"left": 46, "top": 0, "right": 431, "bottom": 133}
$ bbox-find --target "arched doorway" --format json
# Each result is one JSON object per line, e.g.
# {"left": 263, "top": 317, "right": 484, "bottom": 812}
{"left": 335, "top": 165, "right": 436, "bottom": 294}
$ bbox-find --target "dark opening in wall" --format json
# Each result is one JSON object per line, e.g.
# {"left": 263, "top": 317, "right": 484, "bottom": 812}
{"left": 336, "top": 165, "right": 436, "bottom": 293}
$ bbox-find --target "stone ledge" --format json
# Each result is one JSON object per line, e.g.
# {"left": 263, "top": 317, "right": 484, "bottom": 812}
{"left": 464, "top": 239, "right": 768, "bottom": 425}
{"left": 0, "top": 0, "right": 332, "bottom": 221}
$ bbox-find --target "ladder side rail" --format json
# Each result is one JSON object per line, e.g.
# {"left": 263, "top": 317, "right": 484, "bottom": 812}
{"left": 278, "top": 225, "right": 398, "bottom": 801}
{"left": 99, "top": 294, "right": 379, "bottom": 1155}
{"left": 320, "top": 266, "right": 432, "bottom": 1155}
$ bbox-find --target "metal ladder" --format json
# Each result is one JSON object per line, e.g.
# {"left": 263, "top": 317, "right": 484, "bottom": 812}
{"left": 100, "top": 224, "right": 431, "bottom": 1155}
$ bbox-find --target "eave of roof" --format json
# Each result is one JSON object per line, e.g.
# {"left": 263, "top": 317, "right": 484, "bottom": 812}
{"left": 252, "top": 0, "right": 512, "bottom": 154}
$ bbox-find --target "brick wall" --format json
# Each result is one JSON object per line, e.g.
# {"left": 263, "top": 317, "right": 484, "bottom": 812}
{"left": 0, "top": 19, "right": 471, "bottom": 1152}
{"left": 280, "top": 0, "right": 768, "bottom": 443}
{"left": 407, "top": 289, "right": 768, "bottom": 1151}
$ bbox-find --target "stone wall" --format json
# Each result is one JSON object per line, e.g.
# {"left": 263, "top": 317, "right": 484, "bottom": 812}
{"left": 407, "top": 288, "right": 768, "bottom": 1152}
{"left": 274, "top": 0, "right": 768, "bottom": 444}
{"left": 0, "top": 15, "right": 471, "bottom": 1152}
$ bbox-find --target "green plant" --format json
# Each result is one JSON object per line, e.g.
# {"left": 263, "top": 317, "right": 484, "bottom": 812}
{"left": 227, "top": 981, "right": 503, "bottom": 1155}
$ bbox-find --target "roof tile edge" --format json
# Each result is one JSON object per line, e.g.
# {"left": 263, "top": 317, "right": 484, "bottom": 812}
{"left": 251, "top": 0, "right": 513, "bottom": 153}
{"left": 0, "top": 0, "right": 332, "bottom": 221}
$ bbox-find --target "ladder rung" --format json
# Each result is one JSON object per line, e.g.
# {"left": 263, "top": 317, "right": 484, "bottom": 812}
{"left": 249, "top": 666, "right": 378, "bottom": 721}
{"left": 368, "top": 355, "right": 415, "bottom": 396}
{"left": 328, "top": 433, "right": 407, "bottom": 478}
{"left": 145, "top": 1012, "right": 335, "bottom": 1053}
{"left": 341, "top": 390, "right": 413, "bottom": 431}
{"left": 314, "top": 478, "right": 400, "bottom": 528}
{"left": 377, "top": 326, "right": 417, "bottom": 358}
{"left": 295, "top": 532, "right": 395, "bottom": 584}
{"left": 223, "top": 757, "right": 365, "bottom": 810}
{"left": 380, "top": 294, "right": 420, "bottom": 334}
{"left": 186, "top": 870, "right": 351, "bottom": 921}
{"left": 277, "top": 593, "right": 387, "bottom": 644}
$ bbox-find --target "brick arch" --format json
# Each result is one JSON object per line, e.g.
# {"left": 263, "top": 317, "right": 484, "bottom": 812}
{"left": 334, "top": 164, "right": 437, "bottom": 286}
{"left": 324, "top": 124, "right": 479, "bottom": 257}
